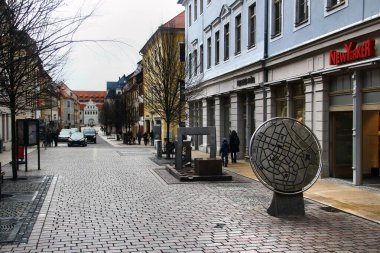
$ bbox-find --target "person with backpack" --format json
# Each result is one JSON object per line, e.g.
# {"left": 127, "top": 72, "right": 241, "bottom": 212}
{"left": 220, "top": 138, "right": 230, "bottom": 167}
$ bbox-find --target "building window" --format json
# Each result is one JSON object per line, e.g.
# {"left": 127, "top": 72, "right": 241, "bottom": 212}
{"left": 224, "top": 23, "right": 230, "bottom": 61}
{"left": 67, "top": 101, "right": 70, "bottom": 107}
{"left": 200, "top": 0, "right": 203, "bottom": 14}
{"left": 68, "top": 114, "right": 70, "bottom": 120}
{"left": 272, "top": 0, "right": 282, "bottom": 38}
{"left": 363, "top": 69, "right": 380, "bottom": 89}
{"left": 194, "top": 49, "right": 198, "bottom": 76}
{"left": 200, "top": 44, "right": 204, "bottom": 74}
{"left": 295, "top": 0, "right": 309, "bottom": 26}
{"left": 330, "top": 74, "right": 352, "bottom": 93}
{"left": 189, "top": 4, "right": 192, "bottom": 26}
{"left": 275, "top": 85, "right": 287, "bottom": 117}
{"left": 215, "top": 31, "right": 220, "bottom": 65}
{"left": 189, "top": 53, "right": 192, "bottom": 78}
{"left": 326, "top": 0, "right": 346, "bottom": 11}
{"left": 235, "top": 14, "right": 241, "bottom": 55}
{"left": 179, "top": 43, "right": 185, "bottom": 62}
{"left": 207, "top": 37, "right": 211, "bottom": 69}
{"left": 207, "top": 0, "right": 211, "bottom": 4}
{"left": 291, "top": 83, "right": 305, "bottom": 123}
{"left": 194, "top": 0, "right": 198, "bottom": 21}
{"left": 249, "top": 3, "right": 256, "bottom": 48}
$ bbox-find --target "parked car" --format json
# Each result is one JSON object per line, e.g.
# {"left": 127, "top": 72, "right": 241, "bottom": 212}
{"left": 82, "top": 128, "right": 97, "bottom": 143}
{"left": 68, "top": 132, "right": 87, "bottom": 147}
{"left": 58, "top": 129, "right": 71, "bottom": 142}
{"left": 70, "top": 128, "right": 79, "bottom": 134}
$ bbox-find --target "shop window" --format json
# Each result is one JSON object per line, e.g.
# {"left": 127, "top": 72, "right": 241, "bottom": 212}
{"left": 275, "top": 85, "right": 287, "bottom": 117}
{"left": 363, "top": 69, "right": 380, "bottom": 89}
{"left": 292, "top": 83, "right": 305, "bottom": 123}
{"left": 329, "top": 74, "right": 352, "bottom": 93}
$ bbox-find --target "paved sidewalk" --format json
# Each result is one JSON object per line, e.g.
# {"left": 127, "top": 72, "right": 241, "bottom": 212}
{"left": 0, "top": 136, "right": 378, "bottom": 252}
{"left": 190, "top": 150, "right": 380, "bottom": 224}
{"left": 101, "top": 136, "right": 380, "bottom": 224}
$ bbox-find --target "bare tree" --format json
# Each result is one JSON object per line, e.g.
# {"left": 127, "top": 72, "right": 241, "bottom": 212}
{"left": 0, "top": 0, "right": 92, "bottom": 179}
{"left": 123, "top": 92, "right": 139, "bottom": 133}
{"left": 141, "top": 23, "right": 201, "bottom": 157}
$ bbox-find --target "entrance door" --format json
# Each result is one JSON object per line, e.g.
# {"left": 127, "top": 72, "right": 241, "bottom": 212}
{"left": 332, "top": 111, "right": 353, "bottom": 178}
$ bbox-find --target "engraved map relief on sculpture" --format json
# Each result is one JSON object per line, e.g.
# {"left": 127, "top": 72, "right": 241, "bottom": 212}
{"left": 250, "top": 118, "right": 321, "bottom": 194}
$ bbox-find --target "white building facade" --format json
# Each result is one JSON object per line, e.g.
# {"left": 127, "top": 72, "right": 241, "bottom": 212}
{"left": 82, "top": 100, "right": 99, "bottom": 126}
{"left": 179, "top": 0, "right": 380, "bottom": 185}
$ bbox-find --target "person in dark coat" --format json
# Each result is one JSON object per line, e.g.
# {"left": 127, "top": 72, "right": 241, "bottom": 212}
{"left": 143, "top": 132, "right": 148, "bottom": 146}
{"left": 219, "top": 138, "right": 230, "bottom": 167}
{"left": 137, "top": 132, "right": 142, "bottom": 145}
{"left": 150, "top": 131, "right": 154, "bottom": 146}
{"left": 229, "top": 130, "right": 240, "bottom": 163}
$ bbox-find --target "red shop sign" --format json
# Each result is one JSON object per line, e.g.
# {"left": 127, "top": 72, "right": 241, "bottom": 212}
{"left": 329, "top": 39, "right": 376, "bottom": 65}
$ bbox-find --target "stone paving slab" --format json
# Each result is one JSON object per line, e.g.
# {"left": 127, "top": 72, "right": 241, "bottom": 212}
{"left": 0, "top": 142, "right": 379, "bottom": 252}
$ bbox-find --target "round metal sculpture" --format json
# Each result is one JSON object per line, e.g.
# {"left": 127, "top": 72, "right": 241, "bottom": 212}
{"left": 249, "top": 118, "right": 321, "bottom": 195}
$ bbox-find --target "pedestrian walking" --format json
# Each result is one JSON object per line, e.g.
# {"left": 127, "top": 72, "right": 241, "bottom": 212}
{"left": 137, "top": 132, "right": 142, "bottom": 145}
{"left": 53, "top": 128, "right": 59, "bottom": 147}
{"left": 46, "top": 129, "right": 52, "bottom": 147}
{"left": 143, "top": 132, "right": 148, "bottom": 146}
{"left": 150, "top": 131, "right": 154, "bottom": 146}
{"left": 219, "top": 138, "right": 230, "bottom": 167}
{"left": 229, "top": 130, "right": 240, "bottom": 163}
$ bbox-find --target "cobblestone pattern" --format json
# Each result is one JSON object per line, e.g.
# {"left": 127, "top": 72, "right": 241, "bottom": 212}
{"left": 0, "top": 144, "right": 379, "bottom": 252}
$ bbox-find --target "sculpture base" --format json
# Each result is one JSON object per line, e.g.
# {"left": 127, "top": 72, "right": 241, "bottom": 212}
{"left": 267, "top": 192, "right": 305, "bottom": 217}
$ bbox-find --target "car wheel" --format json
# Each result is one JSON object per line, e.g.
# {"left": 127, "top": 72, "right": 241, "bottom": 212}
{"left": 94, "top": 139, "right": 96, "bottom": 144}
{"left": 68, "top": 144, "right": 71, "bottom": 147}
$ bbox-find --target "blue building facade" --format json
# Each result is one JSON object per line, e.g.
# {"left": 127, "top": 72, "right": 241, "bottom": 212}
{"left": 179, "top": 0, "right": 380, "bottom": 185}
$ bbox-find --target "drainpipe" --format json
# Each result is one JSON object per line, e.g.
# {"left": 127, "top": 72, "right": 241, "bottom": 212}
{"left": 262, "top": 0, "right": 269, "bottom": 121}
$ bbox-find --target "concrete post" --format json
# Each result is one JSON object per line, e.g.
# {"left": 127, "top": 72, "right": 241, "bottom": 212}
{"left": 352, "top": 71, "right": 362, "bottom": 186}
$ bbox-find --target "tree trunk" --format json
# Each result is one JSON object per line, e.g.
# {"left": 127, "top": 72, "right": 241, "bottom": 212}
{"left": 166, "top": 121, "right": 170, "bottom": 159}
{"left": 11, "top": 109, "right": 17, "bottom": 180}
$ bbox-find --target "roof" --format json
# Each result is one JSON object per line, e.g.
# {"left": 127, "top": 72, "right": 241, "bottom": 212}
{"left": 74, "top": 91, "right": 107, "bottom": 98}
{"left": 140, "top": 11, "right": 185, "bottom": 54}
{"left": 161, "top": 11, "right": 185, "bottom": 29}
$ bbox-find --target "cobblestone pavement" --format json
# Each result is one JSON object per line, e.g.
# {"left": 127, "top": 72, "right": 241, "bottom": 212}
{"left": 0, "top": 138, "right": 379, "bottom": 252}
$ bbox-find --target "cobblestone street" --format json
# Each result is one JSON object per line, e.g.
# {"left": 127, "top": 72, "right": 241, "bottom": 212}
{"left": 1, "top": 137, "right": 379, "bottom": 252}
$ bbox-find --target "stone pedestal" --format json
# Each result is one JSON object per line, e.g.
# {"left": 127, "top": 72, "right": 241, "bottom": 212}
{"left": 194, "top": 158, "right": 222, "bottom": 176}
{"left": 183, "top": 141, "right": 192, "bottom": 164}
{"left": 267, "top": 192, "right": 305, "bottom": 217}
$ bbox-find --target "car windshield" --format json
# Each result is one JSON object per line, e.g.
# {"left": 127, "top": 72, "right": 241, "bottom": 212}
{"left": 83, "top": 129, "right": 96, "bottom": 134}
{"left": 70, "top": 132, "right": 84, "bottom": 140}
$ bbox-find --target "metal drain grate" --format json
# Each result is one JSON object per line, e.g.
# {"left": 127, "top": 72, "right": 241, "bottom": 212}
{"left": 0, "top": 219, "right": 23, "bottom": 243}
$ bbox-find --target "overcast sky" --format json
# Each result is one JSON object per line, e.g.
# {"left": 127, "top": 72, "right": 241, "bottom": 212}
{"left": 60, "top": 0, "right": 184, "bottom": 91}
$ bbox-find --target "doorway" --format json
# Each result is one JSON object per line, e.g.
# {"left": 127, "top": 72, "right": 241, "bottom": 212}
{"left": 331, "top": 111, "right": 353, "bottom": 178}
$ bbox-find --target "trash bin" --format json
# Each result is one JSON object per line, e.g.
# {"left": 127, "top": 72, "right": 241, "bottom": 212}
{"left": 123, "top": 133, "right": 128, "bottom": 144}
{"left": 117, "top": 134, "right": 121, "bottom": 141}
{"left": 18, "top": 146, "right": 24, "bottom": 160}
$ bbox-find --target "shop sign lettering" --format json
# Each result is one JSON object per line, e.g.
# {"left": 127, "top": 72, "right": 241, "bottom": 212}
{"left": 237, "top": 76, "right": 255, "bottom": 87}
{"left": 330, "top": 39, "right": 376, "bottom": 65}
